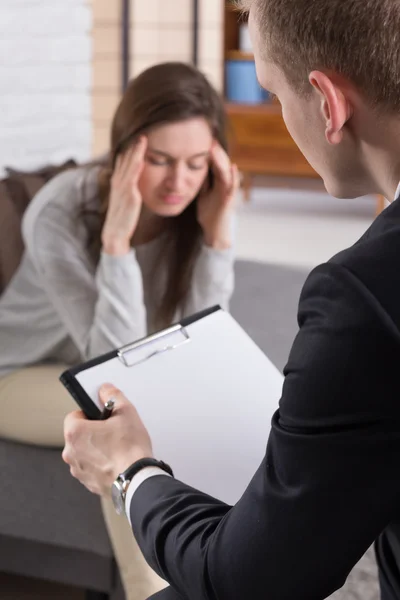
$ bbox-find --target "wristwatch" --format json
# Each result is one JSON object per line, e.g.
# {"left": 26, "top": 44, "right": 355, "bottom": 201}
{"left": 111, "top": 457, "right": 174, "bottom": 515}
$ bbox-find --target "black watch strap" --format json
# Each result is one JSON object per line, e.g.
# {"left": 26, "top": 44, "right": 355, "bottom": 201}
{"left": 122, "top": 457, "right": 174, "bottom": 482}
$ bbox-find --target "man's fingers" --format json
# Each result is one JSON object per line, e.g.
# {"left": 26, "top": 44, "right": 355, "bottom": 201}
{"left": 99, "top": 383, "right": 132, "bottom": 411}
{"left": 69, "top": 465, "right": 86, "bottom": 482}
{"left": 99, "top": 383, "right": 120, "bottom": 405}
{"left": 63, "top": 410, "right": 86, "bottom": 441}
{"left": 66, "top": 409, "right": 87, "bottom": 421}
{"left": 62, "top": 447, "right": 70, "bottom": 464}
{"left": 98, "top": 383, "right": 144, "bottom": 426}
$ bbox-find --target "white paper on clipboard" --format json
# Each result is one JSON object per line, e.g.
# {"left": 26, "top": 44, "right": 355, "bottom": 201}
{"left": 75, "top": 309, "right": 284, "bottom": 505}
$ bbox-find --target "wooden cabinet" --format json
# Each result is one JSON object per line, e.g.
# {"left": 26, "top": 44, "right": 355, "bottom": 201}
{"left": 223, "top": 3, "right": 316, "bottom": 188}
{"left": 226, "top": 102, "right": 318, "bottom": 178}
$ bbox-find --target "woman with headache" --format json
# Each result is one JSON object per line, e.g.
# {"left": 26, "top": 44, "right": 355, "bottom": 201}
{"left": 0, "top": 62, "right": 238, "bottom": 599}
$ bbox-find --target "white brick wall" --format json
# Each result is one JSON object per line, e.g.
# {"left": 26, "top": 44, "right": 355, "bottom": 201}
{"left": 0, "top": 0, "right": 92, "bottom": 177}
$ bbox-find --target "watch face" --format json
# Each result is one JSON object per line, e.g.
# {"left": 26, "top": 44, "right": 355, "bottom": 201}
{"left": 111, "top": 481, "right": 125, "bottom": 516}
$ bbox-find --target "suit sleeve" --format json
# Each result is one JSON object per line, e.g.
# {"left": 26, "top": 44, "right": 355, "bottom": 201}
{"left": 130, "top": 262, "right": 400, "bottom": 600}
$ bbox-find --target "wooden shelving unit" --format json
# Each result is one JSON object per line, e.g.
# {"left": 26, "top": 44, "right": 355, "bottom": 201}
{"left": 223, "top": 2, "right": 320, "bottom": 201}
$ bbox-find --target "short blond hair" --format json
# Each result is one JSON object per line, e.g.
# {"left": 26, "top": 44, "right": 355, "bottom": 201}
{"left": 237, "top": 0, "right": 400, "bottom": 111}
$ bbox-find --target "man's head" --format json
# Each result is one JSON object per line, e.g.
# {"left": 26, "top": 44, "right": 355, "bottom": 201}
{"left": 239, "top": 0, "right": 400, "bottom": 199}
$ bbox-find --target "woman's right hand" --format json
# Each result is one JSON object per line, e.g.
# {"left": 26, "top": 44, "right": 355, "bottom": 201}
{"left": 101, "top": 136, "right": 148, "bottom": 256}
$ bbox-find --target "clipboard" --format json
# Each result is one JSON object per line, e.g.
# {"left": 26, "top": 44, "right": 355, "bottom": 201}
{"left": 60, "top": 306, "right": 284, "bottom": 505}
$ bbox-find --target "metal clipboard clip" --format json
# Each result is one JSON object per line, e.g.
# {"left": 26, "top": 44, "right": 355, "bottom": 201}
{"left": 117, "top": 324, "right": 191, "bottom": 368}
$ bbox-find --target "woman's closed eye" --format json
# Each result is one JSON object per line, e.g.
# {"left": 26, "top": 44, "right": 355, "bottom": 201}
{"left": 147, "top": 155, "right": 168, "bottom": 166}
{"left": 147, "top": 154, "right": 208, "bottom": 171}
{"left": 188, "top": 160, "right": 208, "bottom": 171}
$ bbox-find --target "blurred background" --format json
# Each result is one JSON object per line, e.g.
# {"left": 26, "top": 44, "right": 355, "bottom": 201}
{"left": 0, "top": 1, "right": 380, "bottom": 598}
{"left": 0, "top": 0, "right": 384, "bottom": 273}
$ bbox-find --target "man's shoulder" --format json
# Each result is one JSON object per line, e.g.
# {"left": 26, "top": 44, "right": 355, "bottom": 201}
{"left": 330, "top": 199, "right": 400, "bottom": 274}
{"left": 317, "top": 199, "right": 400, "bottom": 330}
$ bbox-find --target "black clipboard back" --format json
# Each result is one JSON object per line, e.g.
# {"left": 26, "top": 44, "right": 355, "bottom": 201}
{"left": 60, "top": 305, "right": 221, "bottom": 419}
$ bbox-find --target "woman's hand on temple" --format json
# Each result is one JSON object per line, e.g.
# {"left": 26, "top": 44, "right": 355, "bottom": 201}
{"left": 101, "top": 136, "right": 148, "bottom": 256}
{"left": 62, "top": 384, "right": 153, "bottom": 497}
{"left": 196, "top": 142, "right": 240, "bottom": 250}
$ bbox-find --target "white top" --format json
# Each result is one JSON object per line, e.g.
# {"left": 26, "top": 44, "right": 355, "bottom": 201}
{"left": 0, "top": 166, "right": 234, "bottom": 377}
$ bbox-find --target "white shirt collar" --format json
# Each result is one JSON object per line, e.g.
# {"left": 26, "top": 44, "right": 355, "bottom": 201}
{"left": 395, "top": 182, "right": 400, "bottom": 201}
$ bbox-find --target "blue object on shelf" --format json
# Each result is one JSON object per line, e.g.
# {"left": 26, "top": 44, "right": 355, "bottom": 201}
{"left": 226, "top": 59, "right": 269, "bottom": 104}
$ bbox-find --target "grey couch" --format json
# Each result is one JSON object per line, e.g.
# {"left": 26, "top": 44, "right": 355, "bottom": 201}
{"left": 0, "top": 260, "right": 379, "bottom": 599}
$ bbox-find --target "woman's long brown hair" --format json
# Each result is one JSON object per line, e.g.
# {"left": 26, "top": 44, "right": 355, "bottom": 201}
{"left": 89, "top": 62, "right": 228, "bottom": 328}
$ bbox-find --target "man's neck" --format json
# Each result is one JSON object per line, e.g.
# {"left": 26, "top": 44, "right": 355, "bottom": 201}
{"left": 379, "top": 160, "right": 400, "bottom": 201}
{"left": 361, "top": 114, "right": 400, "bottom": 201}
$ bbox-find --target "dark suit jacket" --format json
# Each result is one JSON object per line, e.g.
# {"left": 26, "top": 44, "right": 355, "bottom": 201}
{"left": 130, "top": 198, "right": 400, "bottom": 600}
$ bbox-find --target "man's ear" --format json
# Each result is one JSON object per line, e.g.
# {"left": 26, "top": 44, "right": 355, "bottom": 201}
{"left": 309, "top": 70, "right": 353, "bottom": 145}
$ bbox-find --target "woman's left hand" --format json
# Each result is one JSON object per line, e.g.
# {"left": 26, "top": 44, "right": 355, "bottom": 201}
{"left": 197, "top": 143, "right": 240, "bottom": 250}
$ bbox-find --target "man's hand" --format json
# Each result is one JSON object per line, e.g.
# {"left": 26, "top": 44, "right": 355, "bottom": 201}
{"left": 62, "top": 384, "right": 153, "bottom": 496}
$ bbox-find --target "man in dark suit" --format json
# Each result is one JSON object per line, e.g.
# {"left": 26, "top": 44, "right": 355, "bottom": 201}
{"left": 63, "top": 0, "right": 400, "bottom": 598}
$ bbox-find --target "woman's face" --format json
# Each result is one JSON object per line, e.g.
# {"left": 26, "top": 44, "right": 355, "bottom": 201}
{"left": 138, "top": 117, "right": 214, "bottom": 217}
